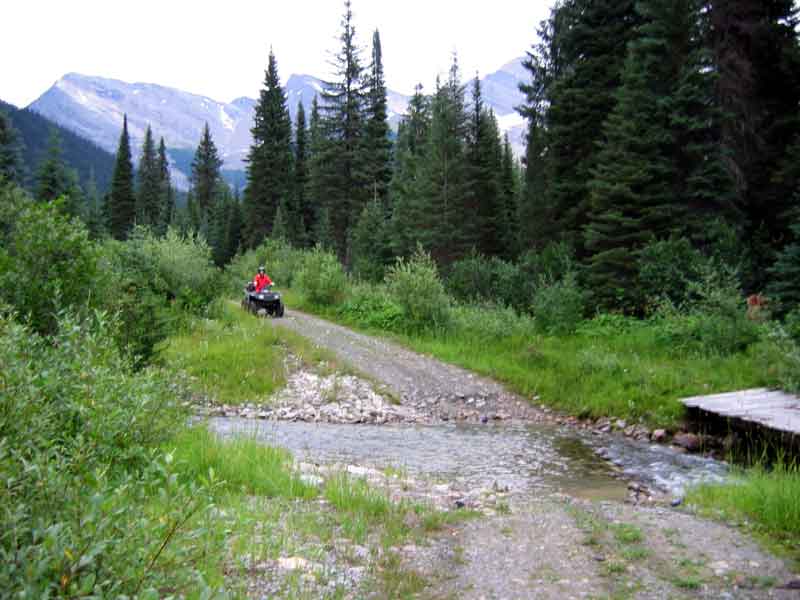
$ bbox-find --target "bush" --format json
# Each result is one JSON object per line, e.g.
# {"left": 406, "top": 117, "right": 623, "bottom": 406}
{"left": 451, "top": 303, "right": 537, "bottom": 341}
{"left": 0, "top": 312, "right": 215, "bottom": 597}
{"left": 0, "top": 189, "right": 98, "bottom": 335}
{"left": 637, "top": 237, "right": 704, "bottom": 309}
{"left": 338, "top": 283, "right": 405, "bottom": 331}
{"left": 296, "top": 245, "right": 348, "bottom": 306}
{"left": 651, "top": 264, "right": 762, "bottom": 356}
{"left": 446, "top": 252, "right": 524, "bottom": 309}
{"left": 385, "top": 246, "right": 451, "bottom": 331}
{"left": 531, "top": 272, "right": 586, "bottom": 335}
{"left": 227, "top": 239, "right": 305, "bottom": 292}
{"left": 518, "top": 242, "right": 575, "bottom": 287}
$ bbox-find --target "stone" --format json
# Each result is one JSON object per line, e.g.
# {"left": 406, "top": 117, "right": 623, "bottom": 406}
{"left": 278, "top": 556, "right": 311, "bottom": 571}
{"left": 673, "top": 432, "right": 701, "bottom": 451}
{"left": 615, "top": 419, "right": 627, "bottom": 430}
{"left": 651, "top": 429, "right": 668, "bottom": 443}
{"left": 670, "top": 497, "right": 683, "bottom": 507}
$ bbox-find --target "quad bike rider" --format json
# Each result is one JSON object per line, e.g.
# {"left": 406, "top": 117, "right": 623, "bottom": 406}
{"left": 242, "top": 266, "right": 285, "bottom": 317}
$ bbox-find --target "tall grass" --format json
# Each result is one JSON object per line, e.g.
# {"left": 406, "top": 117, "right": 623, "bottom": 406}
{"left": 169, "top": 426, "right": 317, "bottom": 499}
{"left": 687, "top": 460, "right": 800, "bottom": 553}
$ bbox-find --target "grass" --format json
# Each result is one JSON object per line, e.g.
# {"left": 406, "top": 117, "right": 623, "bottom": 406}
{"left": 686, "top": 459, "right": 800, "bottom": 560}
{"left": 283, "top": 289, "right": 769, "bottom": 428}
{"left": 159, "top": 300, "right": 334, "bottom": 405}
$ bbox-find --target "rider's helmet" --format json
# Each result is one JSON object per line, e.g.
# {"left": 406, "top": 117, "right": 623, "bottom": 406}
{"left": 258, "top": 266, "right": 265, "bottom": 274}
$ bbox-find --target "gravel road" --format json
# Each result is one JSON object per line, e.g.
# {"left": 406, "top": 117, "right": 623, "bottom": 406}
{"left": 262, "top": 309, "right": 799, "bottom": 599}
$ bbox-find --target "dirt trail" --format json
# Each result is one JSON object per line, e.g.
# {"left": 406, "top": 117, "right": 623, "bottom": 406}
{"left": 266, "top": 309, "right": 798, "bottom": 599}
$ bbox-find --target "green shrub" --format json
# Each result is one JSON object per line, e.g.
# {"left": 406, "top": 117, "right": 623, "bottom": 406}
{"left": 0, "top": 189, "right": 98, "bottom": 335}
{"left": 451, "top": 303, "right": 537, "bottom": 341}
{"left": 531, "top": 272, "right": 586, "bottom": 335}
{"left": 385, "top": 246, "right": 451, "bottom": 331}
{"left": 446, "top": 253, "right": 523, "bottom": 309}
{"left": 637, "top": 237, "right": 703, "bottom": 309}
{"left": 296, "top": 245, "right": 348, "bottom": 306}
{"left": 338, "top": 283, "right": 405, "bottom": 331}
{"left": 0, "top": 312, "right": 216, "bottom": 597}
{"left": 227, "top": 239, "right": 306, "bottom": 293}
{"left": 651, "top": 264, "right": 762, "bottom": 356}
{"left": 518, "top": 242, "right": 575, "bottom": 286}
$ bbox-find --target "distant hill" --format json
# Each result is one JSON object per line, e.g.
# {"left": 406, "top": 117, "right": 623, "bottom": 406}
{"left": 26, "top": 60, "right": 528, "bottom": 190}
{"left": 1, "top": 99, "right": 115, "bottom": 193}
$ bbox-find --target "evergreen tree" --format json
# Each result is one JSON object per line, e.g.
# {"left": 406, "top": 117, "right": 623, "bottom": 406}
{"left": 294, "top": 101, "right": 311, "bottom": 245}
{"left": 586, "top": 0, "right": 731, "bottom": 311}
{"left": 318, "top": 0, "right": 369, "bottom": 258}
{"left": 109, "top": 115, "right": 136, "bottom": 239}
{"left": 226, "top": 189, "right": 243, "bottom": 259}
{"left": 711, "top": 0, "right": 800, "bottom": 288}
{"left": 520, "top": 0, "right": 640, "bottom": 256}
{"left": 314, "top": 205, "right": 336, "bottom": 251}
{"left": 191, "top": 123, "right": 223, "bottom": 237}
{"left": 157, "top": 137, "right": 174, "bottom": 234}
{"left": 306, "top": 96, "right": 327, "bottom": 244}
{"left": 500, "top": 134, "right": 520, "bottom": 258}
{"left": 271, "top": 201, "right": 290, "bottom": 243}
{"left": 35, "top": 128, "right": 82, "bottom": 215}
{"left": 243, "top": 49, "right": 294, "bottom": 248}
{"left": 363, "top": 29, "right": 392, "bottom": 208}
{"left": 0, "top": 109, "right": 24, "bottom": 184}
{"left": 83, "top": 169, "right": 105, "bottom": 239}
{"left": 389, "top": 84, "right": 430, "bottom": 257}
{"left": 136, "top": 125, "right": 161, "bottom": 228}
{"left": 350, "top": 199, "right": 389, "bottom": 282}
{"left": 416, "top": 58, "right": 471, "bottom": 265}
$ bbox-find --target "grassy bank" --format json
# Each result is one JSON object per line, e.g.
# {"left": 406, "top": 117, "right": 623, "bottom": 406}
{"left": 686, "top": 460, "right": 800, "bottom": 563}
{"left": 160, "top": 300, "right": 337, "bottom": 405}
{"left": 282, "top": 288, "right": 769, "bottom": 429}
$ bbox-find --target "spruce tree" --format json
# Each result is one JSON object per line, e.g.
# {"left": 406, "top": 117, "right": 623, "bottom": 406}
{"left": 226, "top": 190, "right": 243, "bottom": 259}
{"left": 388, "top": 84, "right": 430, "bottom": 257}
{"left": 191, "top": 123, "right": 223, "bottom": 237}
{"left": 363, "top": 29, "right": 392, "bottom": 208}
{"left": 109, "top": 115, "right": 136, "bottom": 239}
{"left": 350, "top": 199, "right": 389, "bottom": 282}
{"left": 271, "top": 201, "right": 290, "bottom": 243}
{"left": 83, "top": 169, "right": 105, "bottom": 239}
{"left": 294, "top": 101, "right": 310, "bottom": 245}
{"left": 0, "top": 109, "right": 24, "bottom": 185}
{"left": 306, "top": 96, "right": 327, "bottom": 244}
{"left": 314, "top": 205, "right": 336, "bottom": 251}
{"left": 586, "top": 0, "right": 730, "bottom": 311}
{"left": 318, "top": 0, "right": 369, "bottom": 258}
{"left": 136, "top": 125, "right": 161, "bottom": 228}
{"left": 520, "top": 0, "right": 640, "bottom": 256}
{"left": 157, "top": 137, "right": 174, "bottom": 234}
{"left": 500, "top": 134, "right": 520, "bottom": 258}
{"left": 243, "top": 49, "right": 294, "bottom": 248}
{"left": 35, "top": 128, "right": 82, "bottom": 216}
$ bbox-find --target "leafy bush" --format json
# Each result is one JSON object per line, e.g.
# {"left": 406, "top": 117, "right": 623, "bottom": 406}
{"left": 0, "top": 189, "right": 98, "bottom": 335}
{"left": 0, "top": 312, "right": 216, "bottom": 597}
{"left": 531, "top": 272, "right": 586, "bottom": 335}
{"left": 446, "top": 252, "right": 524, "bottom": 309}
{"left": 451, "top": 303, "right": 537, "bottom": 341}
{"left": 385, "top": 246, "right": 451, "bottom": 331}
{"left": 296, "top": 245, "right": 348, "bottom": 306}
{"left": 227, "top": 238, "right": 305, "bottom": 292}
{"left": 651, "top": 264, "right": 762, "bottom": 356}
{"left": 637, "top": 237, "right": 703, "bottom": 308}
{"left": 338, "top": 283, "right": 405, "bottom": 331}
{"left": 518, "top": 242, "right": 576, "bottom": 287}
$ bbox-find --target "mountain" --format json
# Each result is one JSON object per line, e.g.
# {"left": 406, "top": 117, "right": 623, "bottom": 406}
{"left": 27, "top": 58, "right": 528, "bottom": 188}
{"left": 1, "top": 99, "right": 115, "bottom": 192}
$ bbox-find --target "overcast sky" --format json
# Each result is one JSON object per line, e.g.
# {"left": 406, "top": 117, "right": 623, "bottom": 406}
{"left": 2, "top": 0, "right": 553, "bottom": 108}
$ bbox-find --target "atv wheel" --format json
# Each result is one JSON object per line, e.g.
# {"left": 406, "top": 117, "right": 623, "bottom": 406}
{"left": 277, "top": 302, "right": 285, "bottom": 318}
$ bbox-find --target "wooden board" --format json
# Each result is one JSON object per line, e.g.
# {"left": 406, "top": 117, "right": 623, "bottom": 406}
{"left": 680, "top": 388, "right": 800, "bottom": 435}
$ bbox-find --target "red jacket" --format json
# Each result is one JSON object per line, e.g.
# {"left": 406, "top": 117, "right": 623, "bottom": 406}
{"left": 254, "top": 273, "right": 272, "bottom": 292}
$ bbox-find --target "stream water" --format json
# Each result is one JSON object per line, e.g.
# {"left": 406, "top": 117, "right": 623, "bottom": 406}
{"left": 208, "top": 418, "right": 729, "bottom": 501}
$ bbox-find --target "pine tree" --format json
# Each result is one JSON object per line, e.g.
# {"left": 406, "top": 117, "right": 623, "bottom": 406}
{"left": 350, "top": 199, "right": 389, "bottom": 282}
{"left": 83, "top": 169, "right": 105, "bottom": 239}
{"left": 294, "top": 101, "right": 310, "bottom": 245}
{"left": 314, "top": 205, "right": 336, "bottom": 251}
{"left": 388, "top": 84, "right": 430, "bottom": 257}
{"left": 226, "top": 190, "right": 243, "bottom": 259}
{"left": 416, "top": 58, "right": 471, "bottom": 265}
{"left": 136, "top": 125, "right": 161, "bottom": 228}
{"left": 271, "top": 201, "right": 290, "bottom": 243}
{"left": 500, "top": 134, "right": 520, "bottom": 258}
{"left": 191, "top": 123, "right": 223, "bottom": 237}
{"left": 109, "top": 115, "right": 136, "bottom": 239}
{"left": 243, "top": 49, "right": 294, "bottom": 248}
{"left": 318, "top": 0, "right": 369, "bottom": 258}
{"left": 586, "top": 0, "right": 730, "bottom": 311}
{"left": 363, "top": 29, "right": 392, "bottom": 208}
{"left": 306, "top": 96, "right": 327, "bottom": 245}
{"left": 520, "top": 0, "right": 640, "bottom": 256}
{"left": 0, "top": 109, "right": 24, "bottom": 185}
{"left": 157, "top": 137, "right": 174, "bottom": 234}
{"left": 35, "top": 128, "right": 82, "bottom": 215}
{"left": 712, "top": 0, "right": 800, "bottom": 288}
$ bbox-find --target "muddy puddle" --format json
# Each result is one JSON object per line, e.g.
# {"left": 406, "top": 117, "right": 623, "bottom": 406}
{"left": 208, "top": 418, "right": 728, "bottom": 501}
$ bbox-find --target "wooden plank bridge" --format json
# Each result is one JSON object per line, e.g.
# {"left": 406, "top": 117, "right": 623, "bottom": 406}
{"left": 681, "top": 388, "right": 800, "bottom": 435}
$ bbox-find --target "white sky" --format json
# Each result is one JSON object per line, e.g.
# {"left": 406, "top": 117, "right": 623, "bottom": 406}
{"left": 1, "top": 0, "right": 553, "bottom": 108}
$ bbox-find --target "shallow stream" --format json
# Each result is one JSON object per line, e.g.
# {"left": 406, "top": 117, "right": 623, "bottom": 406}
{"left": 208, "top": 418, "right": 728, "bottom": 501}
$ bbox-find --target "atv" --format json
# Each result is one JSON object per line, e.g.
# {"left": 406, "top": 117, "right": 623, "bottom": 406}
{"left": 242, "top": 282, "right": 285, "bottom": 317}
